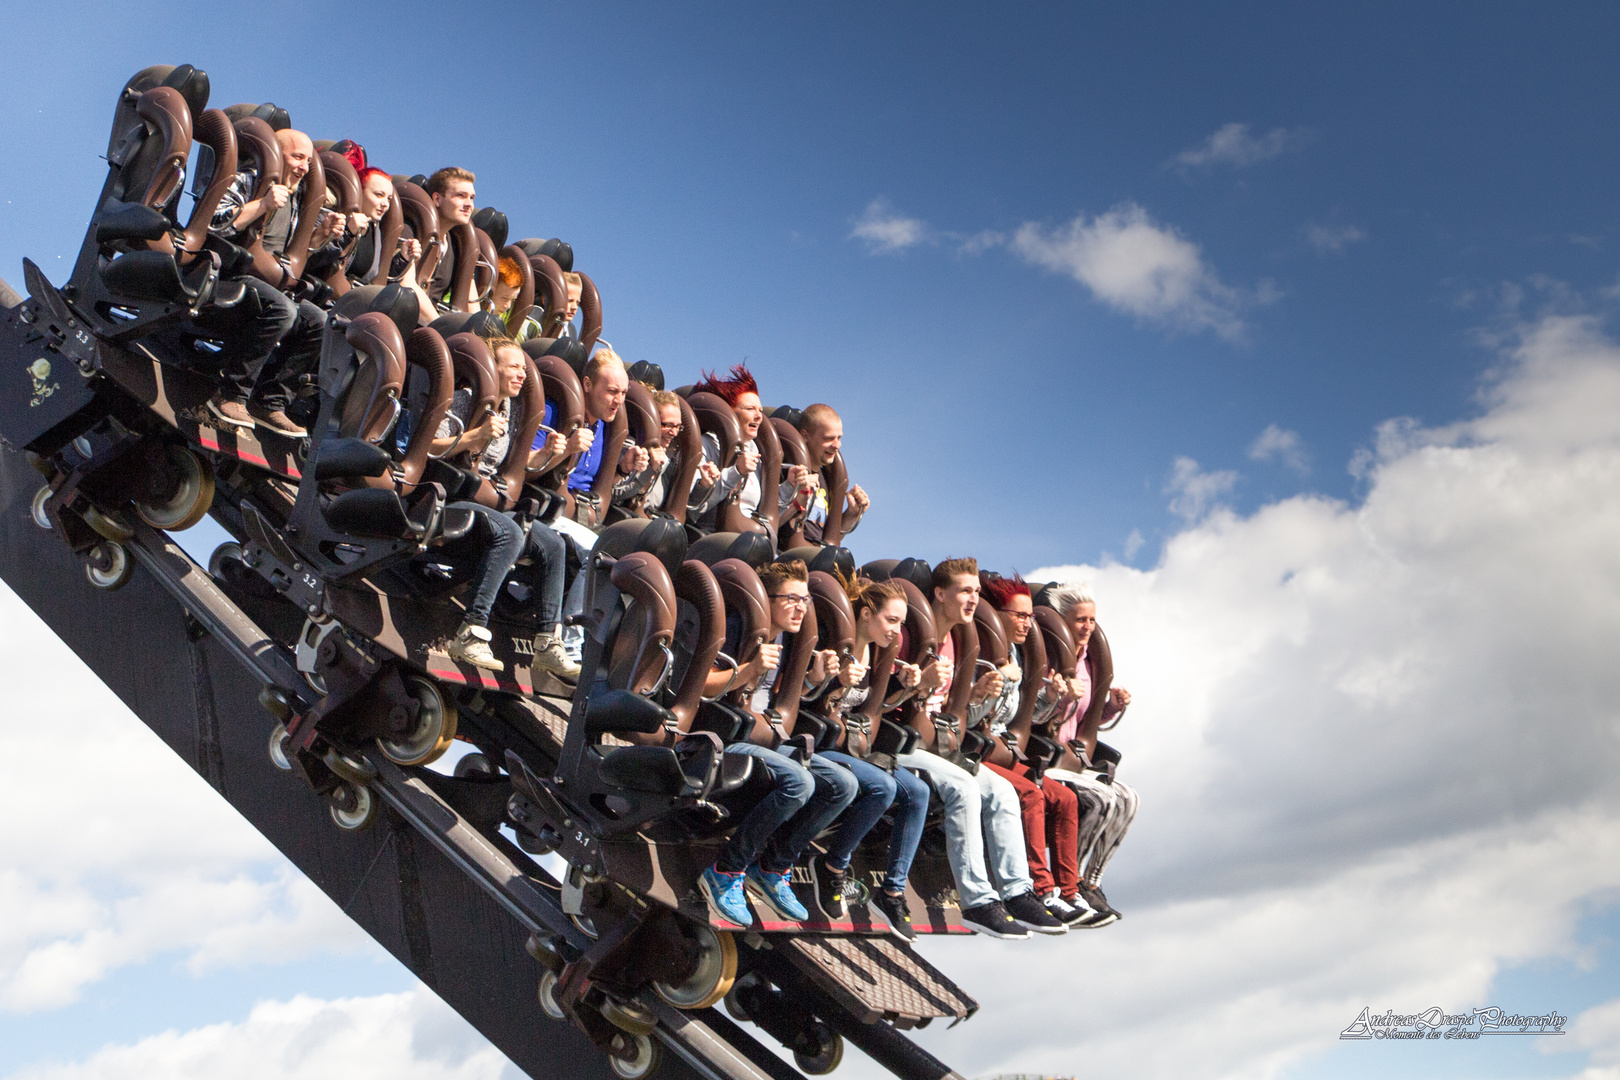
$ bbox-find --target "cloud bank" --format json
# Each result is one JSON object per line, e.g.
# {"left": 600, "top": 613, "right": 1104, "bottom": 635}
{"left": 889, "top": 310, "right": 1620, "bottom": 1078}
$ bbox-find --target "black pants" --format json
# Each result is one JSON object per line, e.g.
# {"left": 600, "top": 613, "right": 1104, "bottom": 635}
{"left": 249, "top": 297, "right": 325, "bottom": 411}
{"left": 187, "top": 277, "right": 297, "bottom": 402}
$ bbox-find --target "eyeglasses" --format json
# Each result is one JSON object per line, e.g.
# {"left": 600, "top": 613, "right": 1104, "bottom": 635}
{"left": 769, "top": 593, "right": 810, "bottom": 608}
{"left": 1004, "top": 611, "right": 1034, "bottom": 622}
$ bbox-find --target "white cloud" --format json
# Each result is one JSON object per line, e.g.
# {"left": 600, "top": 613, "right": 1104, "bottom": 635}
{"left": 0, "top": 587, "right": 376, "bottom": 1012}
{"left": 878, "top": 310, "right": 1620, "bottom": 1079}
{"left": 1174, "top": 122, "right": 1313, "bottom": 170}
{"left": 1303, "top": 222, "right": 1367, "bottom": 254}
{"left": 1011, "top": 204, "right": 1255, "bottom": 339}
{"left": 848, "top": 198, "right": 929, "bottom": 254}
{"left": 2, "top": 989, "right": 516, "bottom": 1080}
{"left": 1163, "top": 456, "right": 1238, "bottom": 520}
{"left": 1248, "top": 423, "right": 1310, "bottom": 472}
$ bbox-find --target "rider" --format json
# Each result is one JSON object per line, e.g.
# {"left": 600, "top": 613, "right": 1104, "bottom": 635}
{"left": 207, "top": 127, "right": 335, "bottom": 436}
{"left": 398, "top": 166, "right": 477, "bottom": 324}
{"left": 781, "top": 404, "right": 872, "bottom": 545}
{"left": 894, "top": 558, "right": 1067, "bottom": 938}
{"left": 1039, "top": 582, "right": 1135, "bottom": 927}
{"left": 825, "top": 575, "right": 932, "bottom": 940}
{"left": 430, "top": 334, "right": 577, "bottom": 678}
{"left": 689, "top": 364, "right": 766, "bottom": 534}
{"left": 972, "top": 574, "right": 1087, "bottom": 925}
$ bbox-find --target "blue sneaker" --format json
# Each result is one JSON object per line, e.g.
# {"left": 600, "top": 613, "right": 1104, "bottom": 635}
{"left": 746, "top": 864, "right": 810, "bottom": 922}
{"left": 699, "top": 866, "right": 752, "bottom": 927}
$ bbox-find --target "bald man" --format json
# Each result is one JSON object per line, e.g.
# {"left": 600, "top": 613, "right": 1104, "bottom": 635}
{"left": 779, "top": 403, "right": 871, "bottom": 544}
{"left": 208, "top": 127, "right": 333, "bottom": 436}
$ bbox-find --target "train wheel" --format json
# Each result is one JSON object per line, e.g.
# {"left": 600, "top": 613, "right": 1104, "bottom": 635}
{"left": 84, "top": 505, "right": 134, "bottom": 543}
{"left": 453, "top": 752, "right": 494, "bottom": 778}
{"left": 85, "top": 542, "right": 134, "bottom": 590}
{"left": 207, "top": 542, "right": 244, "bottom": 580}
{"left": 601, "top": 998, "right": 659, "bottom": 1036}
{"left": 654, "top": 925, "right": 737, "bottom": 1010}
{"left": 329, "top": 782, "right": 376, "bottom": 831}
{"left": 135, "top": 445, "right": 215, "bottom": 531}
{"left": 538, "top": 969, "right": 566, "bottom": 1020}
{"left": 377, "top": 675, "right": 458, "bottom": 767}
{"left": 268, "top": 722, "right": 292, "bottom": 771}
{"left": 609, "top": 1033, "right": 661, "bottom": 1080}
{"left": 30, "top": 486, "right": 52, "bottom": 530}
{"left": 793, "top": 1029, "right": 844, "bottom": 1075}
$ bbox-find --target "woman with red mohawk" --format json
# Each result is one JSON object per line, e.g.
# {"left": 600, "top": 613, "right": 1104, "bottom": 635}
{"left": 689, "top": 364, "right": 769, "bottom": 533}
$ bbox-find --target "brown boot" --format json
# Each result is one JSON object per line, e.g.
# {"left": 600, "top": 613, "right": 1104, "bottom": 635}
{"left": 206, "top": 395, "right": 255, "bottom": 429}
{"left": 248, "top": 403, "right": 308, "bottom": 438}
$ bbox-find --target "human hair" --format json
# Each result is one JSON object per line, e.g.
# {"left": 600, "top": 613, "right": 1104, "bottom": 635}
{"left": 357, "top": 166, "right": 391, "bottom": 187}
{"left": 980, "top": 572, "right": 1030, "bottom": 611}
{"left": 846, "top": 575, "right": 905, "bottom": 618}
{"left": 338, "top": 141, "right": 368, "bottom": 173}
{"left": 562, "top": 271, "right": 582, "bottom": 291}
{"left": 479, "top": 332, "right": 522, "bottom": 359}
{"left": 930, "top": 557, "right": 978, "bottom": 596}
{"left": 1044, "top": 582, "right": 1096, "bottom": 617}
{"left": 497, "top": 255, "right": 524, "bottom": 289}
{"left": 425, "top": 166, "right": 475, "bottom": 195}
{"left": 758, "top": 559, "right": 809, "bottom": 595}
{"left": 583, "top": 346, "right": 624, "bottom": 383}
{"left": 798, "top": 403, "right": 839, "bottom": 432}
{"left": 695, "top": 364, "right": 760, "bottom": 408}
{"left": 650, "top": 389, "right": 680, "bottom": 412}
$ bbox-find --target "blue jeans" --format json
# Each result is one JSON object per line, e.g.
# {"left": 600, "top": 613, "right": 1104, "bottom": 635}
{"left": 816, "top": 750, "right": 897, "bottom": 872}
{"left": 717, "top": 743, "right": 814, "bottom": 873}
{"left": 520, "top": 520, "right": 567, "bottom": 631}
{"left": 763, "top": 749, "right": 858, "bottom": 873}
{"left": 822, "top": 752, "right": 929, "bottom": 894}
{"left": 452, "top": 503, "right": 524, "bottom": 626}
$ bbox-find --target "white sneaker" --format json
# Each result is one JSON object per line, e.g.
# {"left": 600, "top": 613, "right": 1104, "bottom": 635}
{"left": 532, "top": 631, "right": 581, "bottom": 680}
{"left": 448, "top": 623, "right": 503, "bottom": 672}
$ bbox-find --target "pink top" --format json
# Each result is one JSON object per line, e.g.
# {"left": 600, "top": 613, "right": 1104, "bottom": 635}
{"left": 1054, "top": 645, "right": 1121, "bottom": 744}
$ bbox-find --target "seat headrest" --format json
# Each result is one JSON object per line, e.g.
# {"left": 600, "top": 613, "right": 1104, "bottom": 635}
{"left": 471, "top": 207, "right": 509, "bottom": 250}
{"left": 771, "top": 404, "right": 803, "bottom": 427}
{"left": 161, "top": 64, "right": 209, "bottom": 120}
{"left": 892, "top": 557, "right": 933, "bottom": 596}
{"left": 519, "top": 237, "right": 573, "bottom": 272}
{"left": 329, "top": 284, "right": 415, "bottom": 343}
{"left": 627, "top": 360, "right": 664, "bottom": 391}
{"left": 688, "top": 531, "right": 775, "bottom": 570}
{"left": 224, "top": 102, "right": 290, "bottom": 131}
{"left": 431, "top": 311, "right": 505, "bottom": 342}
{"left": 595, "top": 517, "right": 689, "bottom": 580}
{"left": 539, "top": 336, "right": 589, "bottom": 375}
{"left": 783, "top": 545, "right": 853, "bottom": 578}
{"left": 407, "top": 174, "right": 429, "bottom": 188}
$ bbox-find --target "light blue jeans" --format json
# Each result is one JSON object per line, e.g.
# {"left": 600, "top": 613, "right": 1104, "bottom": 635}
{"left": 895, "top": 748, "right": 1034, "bottom": 910}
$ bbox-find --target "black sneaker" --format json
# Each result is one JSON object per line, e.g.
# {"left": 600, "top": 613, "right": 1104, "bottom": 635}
{"left": 960, "top": 900, "right": 1031, "bottom": 940}
{"left": 1075, "top": 883, "right": 1120, "bottom": 928}
{"left": 873, "top": 889, "right": 917, "bottom": 941}
{"left": 811, "top": 854, "right": 848, "bottom": 920}
{"left": 1045, "top": 891, "right": 1087, "bottom": 925}
{"left": 1004, "top": 890, "right": 1067, "bottom": 935}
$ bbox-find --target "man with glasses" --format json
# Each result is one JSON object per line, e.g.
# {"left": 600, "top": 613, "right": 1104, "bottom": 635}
{"left": 699, "top": 560, "right": 866, "bottom": 928}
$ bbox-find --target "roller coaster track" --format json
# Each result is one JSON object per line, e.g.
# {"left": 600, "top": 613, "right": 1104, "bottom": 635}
{"left": 0, "top": 280, "right": 968, "bottom": 1080}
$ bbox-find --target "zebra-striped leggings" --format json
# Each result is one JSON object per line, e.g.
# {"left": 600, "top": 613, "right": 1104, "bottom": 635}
{"left": 1043, "top": 768, "right": 1138, "bottom": 887}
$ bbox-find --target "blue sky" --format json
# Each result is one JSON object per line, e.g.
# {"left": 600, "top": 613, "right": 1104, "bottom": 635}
{"left": 6, "top": 4, "right": 1620, "bottom": 1080}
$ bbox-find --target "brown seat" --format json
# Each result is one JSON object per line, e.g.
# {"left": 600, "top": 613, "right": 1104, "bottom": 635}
{"left": 577, "top": 270, "right": 603, "bottom": 349}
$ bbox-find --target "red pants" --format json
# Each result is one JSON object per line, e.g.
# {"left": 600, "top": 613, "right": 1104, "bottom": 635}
{"left": 984, "top": 760, "right": 1080, "bottom": 897}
